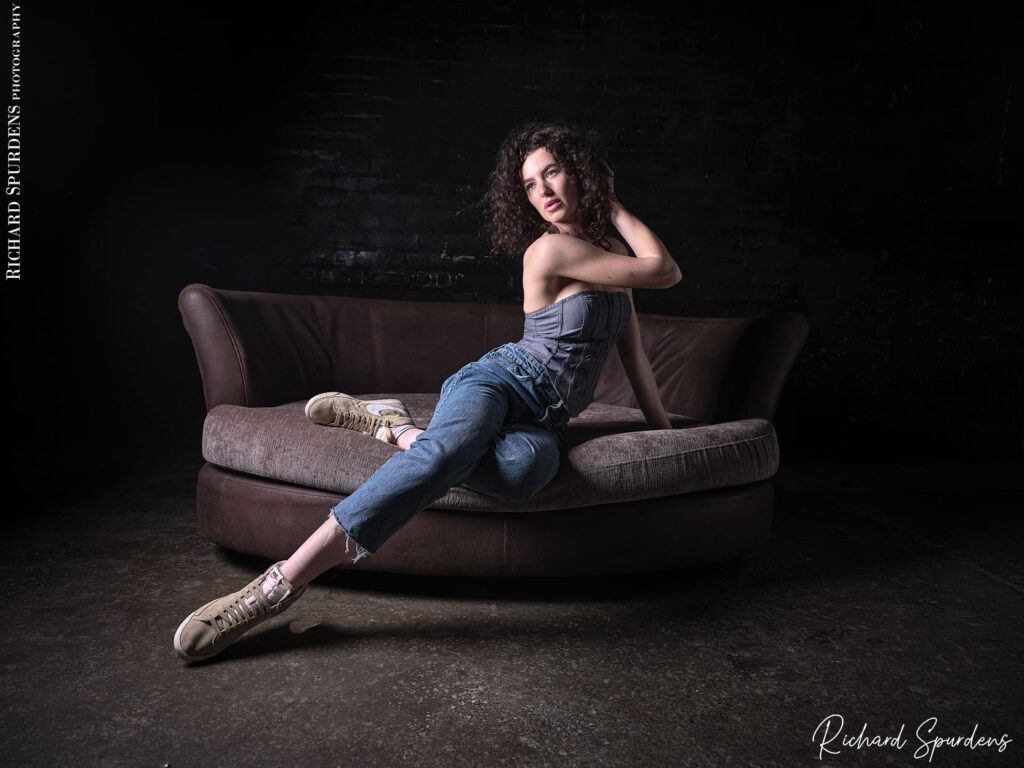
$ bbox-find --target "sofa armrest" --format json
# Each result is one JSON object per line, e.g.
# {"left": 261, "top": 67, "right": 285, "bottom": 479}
{"left": 178, "top": 283, "right": 336, "bottom": 410}
{"left": 595, "top": 311, "right": 809, "bottom": 423}
{"left": 717, "top": 311, "right": 809, "bottom": 422}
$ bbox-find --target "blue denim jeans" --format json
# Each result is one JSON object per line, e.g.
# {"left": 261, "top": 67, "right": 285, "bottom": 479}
{"left": 330, "top": 343, "right": 569, "bottom": 557}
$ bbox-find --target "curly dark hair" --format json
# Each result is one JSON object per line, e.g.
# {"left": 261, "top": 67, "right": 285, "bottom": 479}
{"left": 479, "top": 122, "right": 614, "bottom": 259}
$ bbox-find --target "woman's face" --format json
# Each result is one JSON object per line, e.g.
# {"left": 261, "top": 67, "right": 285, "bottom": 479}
{"left": 521, "top": 147, "right": 580, "bottom": 232}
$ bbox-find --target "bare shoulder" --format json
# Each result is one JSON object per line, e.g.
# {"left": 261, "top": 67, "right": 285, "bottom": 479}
{"left": 523, "top": 232, "right": 579, "bottom": 268}
{"left": 526, "top": 232, "right": 618, "bottom": 258}
{"left": 525, "top": 232, "right": 573, "bottom": 254}
{"left": 524, "top": 232, "right": 634, "bottom": 286}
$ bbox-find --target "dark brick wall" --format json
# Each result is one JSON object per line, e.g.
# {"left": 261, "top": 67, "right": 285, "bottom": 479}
{"left": 10, "top": 2, "right": 1020, "bottom": 475}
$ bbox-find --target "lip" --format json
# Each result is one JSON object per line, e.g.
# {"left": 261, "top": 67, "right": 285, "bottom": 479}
{"left": 544, "top": 199, "right": 562, "bottom": 213}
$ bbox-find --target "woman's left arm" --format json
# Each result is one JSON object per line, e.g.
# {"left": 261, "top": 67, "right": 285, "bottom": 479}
{"left": 617, "top": 289, "right": 673, "bottom": 430}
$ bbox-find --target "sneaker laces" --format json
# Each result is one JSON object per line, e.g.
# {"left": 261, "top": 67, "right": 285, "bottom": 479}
{"left": 212, "top": 581, "right": 271, "bottom": 634}
{"left": 332, "top": 410, "right": 383, "bottom": 433}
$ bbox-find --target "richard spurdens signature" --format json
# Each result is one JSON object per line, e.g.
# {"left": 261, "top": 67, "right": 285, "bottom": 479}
{"left": 812, "top": 714, "right": 1012, "bottom": 762}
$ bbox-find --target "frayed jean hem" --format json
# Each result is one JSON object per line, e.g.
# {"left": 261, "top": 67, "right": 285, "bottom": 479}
{"left": 327, "top": 509, "right": 371, "bottom": 564}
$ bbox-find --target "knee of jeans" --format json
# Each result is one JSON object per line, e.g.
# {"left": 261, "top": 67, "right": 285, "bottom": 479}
{"left": 494, "top": 435, "right": 559, "bottom": 500}
{"left": 408, "top": 433, "right": 475, "bottom": 478}
{"left": 504, "top": 460, "right": 558, "bottom": 501}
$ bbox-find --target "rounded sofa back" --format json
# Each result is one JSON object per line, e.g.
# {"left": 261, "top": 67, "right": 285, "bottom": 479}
{"left": 179, "top": 283, "right": 807, "bottom": 423}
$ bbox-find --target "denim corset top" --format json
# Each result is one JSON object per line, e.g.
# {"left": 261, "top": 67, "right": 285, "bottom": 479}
{"left": 515, "top": 289, "right": 632, "bottom": 417}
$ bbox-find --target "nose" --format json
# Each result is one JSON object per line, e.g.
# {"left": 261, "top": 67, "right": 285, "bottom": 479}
{"left": 539, "top": 180, "right": 553, "bottom": 196}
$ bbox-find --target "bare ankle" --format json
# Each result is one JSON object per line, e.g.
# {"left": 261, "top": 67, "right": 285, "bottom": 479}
{"left": 396, "top": 427, "right": 424, "bottom": 450}
{"left": 278, "top": 559, "right": 302, "bottom": 587}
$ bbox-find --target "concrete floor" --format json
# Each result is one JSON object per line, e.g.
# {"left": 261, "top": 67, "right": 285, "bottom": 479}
{"left": 2, "top": 459, "right": 1021, "bottom": 767}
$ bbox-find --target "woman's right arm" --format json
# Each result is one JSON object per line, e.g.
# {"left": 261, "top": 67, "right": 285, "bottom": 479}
{"left": 523, "top": 203, "right": 681, "bottom": 290}
{"left": 609, "top": 202, "right": 681, "bottom": 286}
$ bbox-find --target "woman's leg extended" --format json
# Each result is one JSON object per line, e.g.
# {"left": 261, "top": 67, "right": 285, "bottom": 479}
{"left": 329, "top": 364, "right": 523, "bottom": 552}
{"left": 174, "top": 364, "right": 519, "bottom": 663}
{"left": 281, "top": 421, "right": 560, "bottom": 586}
{"left": 279, "top": 515, "right": 359, "bottom": 588}
{"left": 283, "top": 359, "right": 529, "bottom": 588}
{"left": 174, "top": 355, "right": 556, "bottom": 662}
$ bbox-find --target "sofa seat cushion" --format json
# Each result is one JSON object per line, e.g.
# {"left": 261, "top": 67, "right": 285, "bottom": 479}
{"left": 202, "top": 394, "right": 779, "bottom": 514}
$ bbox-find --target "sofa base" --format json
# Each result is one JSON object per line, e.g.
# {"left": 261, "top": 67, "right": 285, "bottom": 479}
{"left": 197, "top": 463, "right": 774, "bottom": 577}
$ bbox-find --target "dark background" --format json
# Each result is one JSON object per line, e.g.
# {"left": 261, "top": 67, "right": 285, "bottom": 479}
{"left": 6, "top": 2, "right": 1020, "bottom": 486}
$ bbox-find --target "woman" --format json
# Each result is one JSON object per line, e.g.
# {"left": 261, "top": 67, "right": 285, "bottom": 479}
{"left": 174, "top": 122, "right": 681, "bottom": 662}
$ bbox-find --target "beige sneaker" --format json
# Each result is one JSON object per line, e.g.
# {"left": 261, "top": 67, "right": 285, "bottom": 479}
{"left": 304, "top": 392, "right": 414, "bottom": 442}
{"left": 174, "top": 562, "right": 305, "bottom": 663}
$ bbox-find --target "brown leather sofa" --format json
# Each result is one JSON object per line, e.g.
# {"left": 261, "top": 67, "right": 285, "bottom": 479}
{"left": 179, "top": 283, "right": 808, "bottom": 577}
